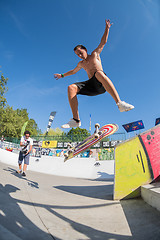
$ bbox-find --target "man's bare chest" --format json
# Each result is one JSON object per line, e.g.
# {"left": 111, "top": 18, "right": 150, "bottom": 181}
{"left": 81, "top": 56, "right": 101, "bottom": 70}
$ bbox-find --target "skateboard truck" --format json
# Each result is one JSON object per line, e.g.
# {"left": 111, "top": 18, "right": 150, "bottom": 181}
{"left": 94, "top": 123, "right": 101, "bottom": 139}
{"left": 64, "top": 143, "right": 74, "bottom": 158}
{"left": 67, "top": 143, "right": 72, "bottom": 148}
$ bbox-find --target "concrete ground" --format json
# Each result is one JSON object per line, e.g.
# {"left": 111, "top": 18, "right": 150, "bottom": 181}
{"left": 0, "top": 162, "right": 160, "bottom": 240}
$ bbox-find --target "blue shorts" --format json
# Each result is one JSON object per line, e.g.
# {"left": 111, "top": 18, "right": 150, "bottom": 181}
{"left": 18, "top": 151, "right": 30, "bottom": 165}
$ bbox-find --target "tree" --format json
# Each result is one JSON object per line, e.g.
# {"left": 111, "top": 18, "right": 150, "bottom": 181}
{"left": 27, "top": 118, "right": 42, "bottom": 136}
{"left": 16, "top": 108, "right": 29, "bottom": 120}
{"left": 0, "top": 106, "right": 22, "bottom": 137}
{"left": 0, "top": 72, "right": 42, "bottom": 138}
{"left": 67, "top": 127, "right": 90, "bottom": 142}
{"left": 45, "top": 128, "right": 64, "bottom": 136}
{"left": 0, "top": 107, "right": 41, "bottom": 138}
{"left": 0, "top": 74, "right": 8, "bottom": 107}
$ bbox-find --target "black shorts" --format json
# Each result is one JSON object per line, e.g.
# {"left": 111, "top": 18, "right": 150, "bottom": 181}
{"left": 75, "top": 72, "right": 106, "bottom": 96}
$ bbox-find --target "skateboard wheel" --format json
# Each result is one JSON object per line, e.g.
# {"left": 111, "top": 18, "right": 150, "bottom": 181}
{"left": 94, "top": 133, "right": 99, "bottom": 139}
{"left": 68, "top": 149, "right": 74, "bottom": 154}
{"left": 67, "top": 143, "right": 72, "bottom": 148}
{"left": 64, "top": 152, "right": 68, "bottom": 157}
{"left": 95, "top": 123, "right": 100, "bottom": 128}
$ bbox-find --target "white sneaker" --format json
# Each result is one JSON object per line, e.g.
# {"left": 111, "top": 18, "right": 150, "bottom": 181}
{"left": 61, "top": 118, "right": 81, "bottom": 129}
{"left": 117, "top": 101, "right": 134, "bottom": 112}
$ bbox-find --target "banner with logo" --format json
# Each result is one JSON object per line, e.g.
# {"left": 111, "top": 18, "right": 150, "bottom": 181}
{"left": 46, "top": 111, "right": 56, "bottom": 135}
{"left": 122, "top": 120, "right": 144, "bottom": 133}
{"left": 21, "top": 121, "right": 28, "bottom": 137}
{"left": 155, "top": 118, "right": 160, "bottom": 126}
{"left": 42, "top": 140, "right": 57, "bottom": 148}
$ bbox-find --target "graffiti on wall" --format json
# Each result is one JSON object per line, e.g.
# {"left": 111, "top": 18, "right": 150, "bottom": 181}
{"left": 98, "top": 148, "right": 114, "bottom": 160}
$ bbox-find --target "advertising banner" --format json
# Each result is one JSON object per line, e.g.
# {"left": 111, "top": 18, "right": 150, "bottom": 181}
{"left": 42, "top": 140, "right": 57, "bottom": 148}
{"left": 122, "top": 120, "right": 144, "bottom": 133}
{"left": 46, "top": 111, "right": 56, "bottom": 135}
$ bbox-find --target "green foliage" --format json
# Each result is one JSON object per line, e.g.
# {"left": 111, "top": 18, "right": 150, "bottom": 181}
{"left": 0, "top": 106, "right": 22, "bottom": 137}
{"left": 67, "top": 127, "right": 90, "bottom": 141}
{"left": 0, "top": 74, "right": 8, "bottom": 107}
{"left": 0, "top": 72, "right": 42, "bottom": 138}
{"left": 32, "top": 127, "right": 91, "bottom": 142}
{"left": 44, "top": 128, "right": 64, "bottom": 136}
{"left": 16, "top": 108, "right": 29, "bottom": 119}
{"left": 27, "top": 118, "right": 42, "bottom": 136}
{"left": 0, "top": 106, "right": 41, "bottom": 138}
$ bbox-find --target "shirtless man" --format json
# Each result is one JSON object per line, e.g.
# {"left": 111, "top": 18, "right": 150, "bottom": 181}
{"left": 54, "top": 19, "right": 134, "bottom": 128}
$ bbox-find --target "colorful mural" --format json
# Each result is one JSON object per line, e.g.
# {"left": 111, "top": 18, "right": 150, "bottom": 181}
{"left": 98, "top": 148, "right": 114, "bottom": 160}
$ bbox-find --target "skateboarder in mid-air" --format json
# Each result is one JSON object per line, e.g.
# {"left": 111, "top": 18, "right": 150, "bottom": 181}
{"left": 54, "top": 19, "right": 134, "bottom": 129}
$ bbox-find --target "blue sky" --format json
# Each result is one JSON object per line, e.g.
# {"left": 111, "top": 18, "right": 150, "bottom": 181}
{"left": 0, "top": 0, "right": 160, "bottom": 135}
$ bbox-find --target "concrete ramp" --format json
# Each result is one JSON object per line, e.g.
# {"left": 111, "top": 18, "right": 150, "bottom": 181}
{"left": 0, "top": 149, "right": 114, "bottom": 180}
{"left": 114, "top": 125, "right": 160, "bottom": 200}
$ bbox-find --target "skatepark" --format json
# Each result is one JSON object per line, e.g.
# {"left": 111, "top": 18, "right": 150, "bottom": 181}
{"left": 1, "top": 124, "right": 160, "bottom": 240}
{"left": 1, "top": 0, "right": 160, "bottom": 238}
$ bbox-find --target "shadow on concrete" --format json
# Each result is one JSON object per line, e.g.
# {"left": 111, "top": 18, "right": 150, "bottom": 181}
{"left": 1, "top": 165, "right": 128, "bottom": 240}
{"left": 3, "top": 164, "right": 160, "bottom": 240}
{"left": 149, "top": 182, "right": 160, "bottom": 190}
{"left": 0, "top": 184, "right": 55, "bottom": 240}
{"left": 91, "top": 178, "right": 113, "bottom": 182}
{"left": 121, "top": 198, "right": 160, "bottom": 240}
{"left": 3, "top": 167, "right": 39, "bottom": 189}
{"left": 96, "top": 171, "right": 114, "bottom": 180}
{"left": 152, "top": 175, "right": 160, "bottom": 183}
{"left": 48, "top": 208, "right": 132, "bottom": 240}
{"left": 0, "top": 182, "right": 131, "bottom": 240}
{"left": 9, "top": 193, "right": 131, "bottom": 240}
{"left": 54, "top": 184, "right": 114, "bottom": 200}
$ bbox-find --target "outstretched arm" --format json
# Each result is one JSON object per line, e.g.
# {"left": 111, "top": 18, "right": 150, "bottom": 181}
{"left": 93, "top": 19, "right": 113, "bottom": 55}
{"left": 54, "top": 63, "right": 82, "bottom": 80}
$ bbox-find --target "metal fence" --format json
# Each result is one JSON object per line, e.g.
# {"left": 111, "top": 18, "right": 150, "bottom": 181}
{"left": 1, "top": 132, "right": 125, "bottom": 160}
{"left": 4, "top": 132, "right": 125, "bottom": 143}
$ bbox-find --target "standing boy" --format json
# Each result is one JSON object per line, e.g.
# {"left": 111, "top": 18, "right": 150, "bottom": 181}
{"left": 17, "top": 130, "right": 33, "bottom": 176}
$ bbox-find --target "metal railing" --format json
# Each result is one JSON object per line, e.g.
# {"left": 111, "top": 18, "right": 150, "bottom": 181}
{"left": 4, "top": 132, "right": 126, "bottom": 144}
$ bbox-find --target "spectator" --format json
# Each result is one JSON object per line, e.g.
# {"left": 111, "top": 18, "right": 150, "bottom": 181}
{"left": 0, "top": 135, "right": 5, "bottom": 149}
{"left": 16, "top": 131, "right": 33, "bottom": 177}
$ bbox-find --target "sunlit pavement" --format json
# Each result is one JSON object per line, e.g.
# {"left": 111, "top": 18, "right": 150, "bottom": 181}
{"left": 0, "top": 162, "right": 160, "bottom": 240}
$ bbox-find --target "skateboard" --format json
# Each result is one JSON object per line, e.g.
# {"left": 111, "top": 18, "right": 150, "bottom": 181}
{"left": 21, "top": 141, "right": 30, "bottom": 154}
{"left": 64, "top": 123, "right": 118, "bottom": 162}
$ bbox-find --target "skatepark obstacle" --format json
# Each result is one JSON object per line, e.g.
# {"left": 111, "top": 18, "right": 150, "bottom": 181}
{"left": 114, "top": 124, "right": 160, "bottom": 200}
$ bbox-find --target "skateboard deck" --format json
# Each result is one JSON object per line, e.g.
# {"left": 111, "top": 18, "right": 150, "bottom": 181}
{"left": 64, "top": 123, "right": 118, "bottom": 162}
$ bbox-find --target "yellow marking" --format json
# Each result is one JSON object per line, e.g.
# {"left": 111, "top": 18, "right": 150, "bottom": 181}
{"left": 114, "top": 136, "right": 152, "bottom": 200}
